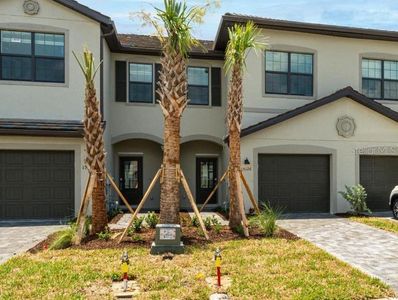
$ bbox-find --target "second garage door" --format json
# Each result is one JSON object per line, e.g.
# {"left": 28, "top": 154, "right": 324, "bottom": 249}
{"left": 0, "top": 150, "right": 75, "bottom": 220}
{"left": 258, "top": 154, "right": 330, "bottom": 213}
{"left": 360, "top": 156, "right": 398, "bottom": 211}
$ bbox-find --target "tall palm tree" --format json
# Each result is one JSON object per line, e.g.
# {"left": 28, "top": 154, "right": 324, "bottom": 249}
{"left": 144, "top": 0, "right": 211, "bottom": 224}
{"left": 74, "top": 49, "right": 108, "bottom": 233}
{"left": 225, "top": 21, "right": 266, "bottom": 230}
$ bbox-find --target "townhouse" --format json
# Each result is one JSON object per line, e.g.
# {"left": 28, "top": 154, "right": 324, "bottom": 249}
{"left": 1, "top": 0, "right": 398, "bottom": 220}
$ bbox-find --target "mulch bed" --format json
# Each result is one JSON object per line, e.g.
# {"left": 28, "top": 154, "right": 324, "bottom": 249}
{"left": 28, "top": 212, "right": 299, "bottom": 253}
{"left": 29, "top": 227, "right": 298, "bottom": 253}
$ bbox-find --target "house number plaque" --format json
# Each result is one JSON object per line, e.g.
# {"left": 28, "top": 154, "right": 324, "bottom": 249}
{"left": 159, "top": 228, "right": 176, "bottom": 240}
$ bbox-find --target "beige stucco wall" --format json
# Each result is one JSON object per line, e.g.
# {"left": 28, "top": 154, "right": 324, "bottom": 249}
{"left": 241, "top": 97, "right": 398, "bottom": 213}
{"left": 0, "top": 0, "right": 101, "bottom": 121}
{"left": 242, "top": 29, "right": 398, "bottom": 128}
{"left": 0, "top": 135, "right": 87, "bottom": 216}
{"left": 108, "top": 53, "right": 227, "bottom": 145}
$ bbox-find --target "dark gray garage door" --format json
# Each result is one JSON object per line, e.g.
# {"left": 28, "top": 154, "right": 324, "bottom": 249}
{"left": 360, "top": 156, "right": 398, "bottom": 211}
{"left": 258, "top": 154, "right": 330, "bottom": 213}
{"left": 0, "top": 150, "right": 74, "bottom": 219}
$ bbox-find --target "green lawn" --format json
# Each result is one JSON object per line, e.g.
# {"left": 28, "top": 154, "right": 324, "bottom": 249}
{"left": 0, "top": 238, "right": 393, "bottom": 300}
{"left": 349, "top": 216, "right": 398, "bottom": 234}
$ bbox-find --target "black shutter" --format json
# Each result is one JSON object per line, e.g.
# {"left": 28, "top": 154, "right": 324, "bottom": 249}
{"left": 115, "top": 61, "right": 127, "bottom": 102}
{"left": 155, "top": 63, "right": 162, "bottom": 102}
{"left": 211, "top": 67, "right": 222, "bottom": 106}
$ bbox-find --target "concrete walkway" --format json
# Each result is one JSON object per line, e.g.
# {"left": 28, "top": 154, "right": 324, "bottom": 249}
{"left": 278, "top": 215, "right": 398, "bottom": 292}
{"left": 0, "top": 221, "right": 65, "bottom": 264}
{"left": 109, "top": 212, "right": 228, "bottom": 230}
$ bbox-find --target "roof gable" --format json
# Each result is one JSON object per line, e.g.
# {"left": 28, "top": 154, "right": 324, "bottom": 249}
{"left": 241, "top": 86, "right": 398, "bottom": 138}
{"left": 215, "top": 14, "right": 398, "bottom": 50}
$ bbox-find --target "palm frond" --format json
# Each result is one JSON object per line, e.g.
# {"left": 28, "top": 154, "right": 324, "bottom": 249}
{"left": 134, "top": 0, "right": 217, "bottom": 57}
{"left": 73, "top": 48, "right": 102, "bottom": 83}
{"left": 224, "top": 21, "right": 267, "bottom": 73}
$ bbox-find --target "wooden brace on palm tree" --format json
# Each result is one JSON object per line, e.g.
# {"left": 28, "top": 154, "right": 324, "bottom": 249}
{"left": 199, "top": 167, "right": 261, "bottom": 214}
{"left": 117, "top": 165, "right": 209, "bottom": 243}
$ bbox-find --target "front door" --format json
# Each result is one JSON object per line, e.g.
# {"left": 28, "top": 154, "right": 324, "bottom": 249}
{"left": 119, "top": 156, "right": 143, "bottom": 205}
{"left": 196, "top": 157, "right": 218, "bottom": 205}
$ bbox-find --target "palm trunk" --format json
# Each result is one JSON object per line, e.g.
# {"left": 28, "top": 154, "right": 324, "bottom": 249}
{"left": 157, "top": 49, "right": 187, "bottom": 224}
{"left": 84, "top": 82, "right": 107, "bottom": 234}
{"left": 227, "top": 65, "right": 244, "bottom": 229}
{"left": 160, "top": 116, "right": 181, "bottom": 224}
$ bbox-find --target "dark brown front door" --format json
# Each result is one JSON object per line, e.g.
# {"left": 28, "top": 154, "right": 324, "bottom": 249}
{"left": 119, "top": 157, "right": 143, "bottom": 205}
{"left": 196, "top": 157, "right": 218, "bottom": 205}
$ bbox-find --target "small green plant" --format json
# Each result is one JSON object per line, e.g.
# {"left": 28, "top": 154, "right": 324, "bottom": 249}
{"left": 145, "top": 211, "right": 159, "bottom": 228}
{"left": 97, "top": 227, "right": 111, "bottom": 241}
{"left": 339, "top": 184, "right": 371, "bottom": 215}
{"left": 204, "top": 216, "right": 213, "bottom": 230}
{"left": 130, "top": 233, "right": 144, "bottom": 242}
{"left": 49, "top": 224, "right": 76, "bottom": 250}
{"left": 191, "top": 215, "right": 200, "bottom": 227}
{"left": 250, "top": 202, "right": 282, "bottom": 237}
{"left": 128, "top": 216, "right": 145, "bottom": 235}
{"left": 233, "top": 224, "right": 244, "bottom": 235}
{"left": 210, "top": 216, "right": 222, "bottom": 234}
{"left": 84, "top": 216, "right": 92, "bottom": 236}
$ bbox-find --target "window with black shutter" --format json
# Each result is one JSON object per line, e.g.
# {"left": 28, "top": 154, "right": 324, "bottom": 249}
{"left": 129, "top": 63, "right": 153, "bottom": 103}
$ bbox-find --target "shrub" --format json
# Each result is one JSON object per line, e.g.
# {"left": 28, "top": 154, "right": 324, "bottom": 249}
{"left": 84, "top": 216, "right": 92, "bottom": 236}
{"left": 339, "top": 184, "right": 371, "bottom": 215}
{"left": 191, "top": 215, "right": 200, "bottom": 227}
{"left": 97, "top": 227, "right": 111, "bottom": 241}
{"left": 49, "top": 224, "right": 76, "bottom": 250}
{"left": 204, "top": 217, "right": 213, "bottom": 230}
{"left": 145, "top": 211, "right": 159, "bottom": 228}
{"left": 128, "top": 216, "right": 145, "bottom": 234}
{"left": 233, "top": 224, "right": 244, "bottom": 235}
{"left": 250, "top": 202, "right": 282, "bottom": 237}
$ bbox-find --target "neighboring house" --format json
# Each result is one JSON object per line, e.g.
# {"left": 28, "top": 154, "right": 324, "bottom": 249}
{"left": 1, "top": 0, "right": 398, "bottom": 220}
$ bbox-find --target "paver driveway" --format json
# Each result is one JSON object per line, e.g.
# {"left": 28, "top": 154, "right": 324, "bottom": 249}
{"left": 0, "top": 221, "right": 65, "bottom": 264}
{"left": 278, "top": 215, "right": 398, "bottom": 292}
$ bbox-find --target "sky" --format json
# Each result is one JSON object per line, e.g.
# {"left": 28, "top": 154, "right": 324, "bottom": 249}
{"left": 77, "top": 0, "right": 398, "bottom": 40}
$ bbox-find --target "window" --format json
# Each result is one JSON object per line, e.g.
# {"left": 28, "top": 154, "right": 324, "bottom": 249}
{"left": 362, "top": 58, "right": 398, "bottom": 100}
{"left": 129, "top": 63, "right": 153, "bottom": 103}
{"left": 265, "top": 51, "right": 313, "bottom": 96}
{"left": 188, "top": 66, "right": 209, "bottom": 105}
{"left": 0, "top": 30, "right": 64, "bottom": 83}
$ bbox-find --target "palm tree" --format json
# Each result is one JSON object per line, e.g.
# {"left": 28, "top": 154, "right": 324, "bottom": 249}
{"left": 225, "top": 21, "right": 266, "bottom": 230}
{"left": 74, "top": 49, "right": 108, "bottom": 234}
{"left": 143, "top": 0, "right": 212, "bottom": 224}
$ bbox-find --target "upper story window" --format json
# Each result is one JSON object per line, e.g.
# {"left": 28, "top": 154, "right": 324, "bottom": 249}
{"left": 129, "top": 63, "right": 153, "bottom": 103}
{"left": 0, "top": 30, "right": 65, "bottom": 83}
{"left": 188, "top": 66, "right": 209, "bottom": 105}
{"left": 265, "top": 50, "right": 313, "bottom": 96}
{"left": 116, "top": 61, "right": 222, "bottom": 106}
{"left": 362, "top": 58, "right": 398, "bottom": 100}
